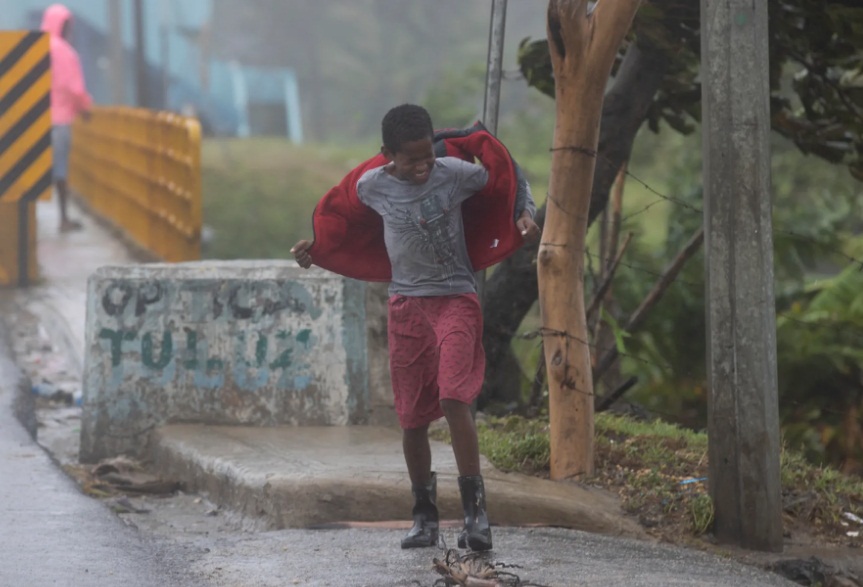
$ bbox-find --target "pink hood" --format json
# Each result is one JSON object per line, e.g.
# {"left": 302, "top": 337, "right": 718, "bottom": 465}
{"left": 42, "top": 4, "right": 92, "bottom": 125}
{"left": 41, "top": 3, "right": 72, "bottom": 37}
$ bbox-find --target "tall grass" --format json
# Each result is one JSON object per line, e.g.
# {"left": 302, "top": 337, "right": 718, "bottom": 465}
{"left": 201, "top": 138, "right": 374, "bottom": 260}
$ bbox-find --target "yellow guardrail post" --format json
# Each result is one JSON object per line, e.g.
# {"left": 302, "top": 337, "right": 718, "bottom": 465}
{"left": 0, "top": 31, "right": 52, "bottom": 287}
{"left": 69, "top": 106, "right": 201, "bottom": 262}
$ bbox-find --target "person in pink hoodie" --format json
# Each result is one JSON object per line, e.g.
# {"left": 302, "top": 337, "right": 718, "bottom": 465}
{"left": 41, "top": 3, "right": 92, "bottom": 232}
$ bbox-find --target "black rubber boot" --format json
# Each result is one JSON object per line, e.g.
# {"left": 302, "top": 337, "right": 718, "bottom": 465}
{"left": 401, "top": 472, "right": 439, "bottom": 549}
{"left": 457, "top": 475, "right": 492, "bottom": 551}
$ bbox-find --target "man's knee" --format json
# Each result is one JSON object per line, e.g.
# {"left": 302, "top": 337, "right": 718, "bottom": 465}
{"left": 440, "top": 399, "right": 469, "bottom": 418}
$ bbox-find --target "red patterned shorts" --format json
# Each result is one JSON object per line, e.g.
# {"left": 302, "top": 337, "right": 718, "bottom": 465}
{"left": 387, "top": 293, "right": 486, "bottom": 430}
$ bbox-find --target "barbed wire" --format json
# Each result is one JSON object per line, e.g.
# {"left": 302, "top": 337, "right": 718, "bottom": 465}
{"left": 619, "top": 167, "right": 703, "bottom": 221}
{"left": 522, "top": 326, "right": 678, "bottom": 375}
{"left": 775, "top": 229, "right": 863, "bottom": 270}
{"left": 584, "top": 249, "right": 704, "bottom": 289}
{"left": 530, "top": 143, "right": 863, "bottom": 420}
{"left": 544, "top": 144, "right": 863, "bottom": 270}
{"left": 519, "top": 323, "right": 858, "bottom": 419}
{"left": 519, "top": 180, "right": 861, "bottom": 419}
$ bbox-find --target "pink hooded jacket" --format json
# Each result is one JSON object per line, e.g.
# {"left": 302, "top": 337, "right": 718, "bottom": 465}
{"left": 41, "top": 4, "right": 92, "bottom": 125}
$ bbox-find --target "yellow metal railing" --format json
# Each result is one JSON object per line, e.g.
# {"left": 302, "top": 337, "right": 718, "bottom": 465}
{"left": 69, "top": 106, "right": 201, "bottom": 262}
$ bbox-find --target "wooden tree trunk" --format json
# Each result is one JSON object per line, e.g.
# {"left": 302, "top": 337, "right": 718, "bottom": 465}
{"left": 480, "top": 34, "right": 666, "bottom": 410}
{"left": 541, "top": 0, "right": 641, "bottom": 479}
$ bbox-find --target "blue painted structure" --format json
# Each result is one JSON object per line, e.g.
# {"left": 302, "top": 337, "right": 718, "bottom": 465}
{"left": 0, "top": 0, "right": 302, "bottom": 140}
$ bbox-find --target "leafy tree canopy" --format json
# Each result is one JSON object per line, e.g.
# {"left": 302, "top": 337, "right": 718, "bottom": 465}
{"left": 518, "top": 0, "right": 863, "bottom": 180}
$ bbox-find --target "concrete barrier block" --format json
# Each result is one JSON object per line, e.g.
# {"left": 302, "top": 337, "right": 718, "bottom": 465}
{"left": 80, "top": 261, "right": 368, "bottom": 462}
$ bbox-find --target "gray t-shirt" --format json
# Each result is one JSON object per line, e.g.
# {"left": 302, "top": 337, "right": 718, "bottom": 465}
{"left": 357, "top": 157, "right": 488, "bottom": 297}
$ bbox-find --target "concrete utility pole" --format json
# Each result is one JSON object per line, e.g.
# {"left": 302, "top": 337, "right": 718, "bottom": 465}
{"left": 159, "top": 0, "right": 170, "bottom": 109}
{"left": 133, "top": 0, "right": 147, "bottom": 108}
{"left": 107, "top": 0, "right": 125, "bottom": 104}
{"left": 701, "top": 0, "right": 782, "bottom": 551}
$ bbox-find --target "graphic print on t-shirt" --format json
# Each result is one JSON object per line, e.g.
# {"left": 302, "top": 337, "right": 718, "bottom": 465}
{"left": 356, "top": 157, "right": 490, "bottom": 296}
{"left": 390, "top": 192, "right": 458, "bottom": 280}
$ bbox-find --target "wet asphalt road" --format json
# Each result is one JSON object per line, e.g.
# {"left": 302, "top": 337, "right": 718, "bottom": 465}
{"left": 180, "top": 525, "right": 801, "bottom": 587}
{"left": 0, "top": 336, "right": 206, "bottom": 587}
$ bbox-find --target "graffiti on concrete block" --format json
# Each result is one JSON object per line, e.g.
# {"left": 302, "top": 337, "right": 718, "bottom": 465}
{"left": 97, "top": 326, "right": 315, "bottom": 391}
{"left": 100, "top": 280, "right": 314, "bottom": 323}
{"left": 102, "top": 281, "right": 165, "bottom": 317}
{"left": 81, "top": 269, "right": 367, "bottom": 462}
{"left": 94, "top": 278, "right": 325, "bottom": 392}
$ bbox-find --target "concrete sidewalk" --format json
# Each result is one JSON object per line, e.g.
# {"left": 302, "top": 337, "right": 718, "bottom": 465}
{"left": 0, "top": 197, "right": 803, "bottom": 586}
{"left": 22, "top": 197, "right": 139, "bottom": 375}
{"left": 149, "top": 423, "right": 642, "bottom": 534}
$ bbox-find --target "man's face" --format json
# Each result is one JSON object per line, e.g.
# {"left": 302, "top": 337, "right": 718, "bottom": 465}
{"left": 383, "top": 137, "right": 435, "bottom": 185}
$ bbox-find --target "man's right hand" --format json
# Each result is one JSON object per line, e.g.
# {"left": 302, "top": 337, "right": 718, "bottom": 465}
{"left": 290, "top": 240, "right": 314, "bottom": 268}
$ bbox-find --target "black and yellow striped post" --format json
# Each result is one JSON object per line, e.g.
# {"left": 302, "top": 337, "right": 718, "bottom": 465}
{"left": 0, "top": 31, "right": 52, "bottom": 287}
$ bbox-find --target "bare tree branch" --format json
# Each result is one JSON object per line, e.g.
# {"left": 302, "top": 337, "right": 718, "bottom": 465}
{"left": 590, "top": 0, "right": 642, "bottom": 66}
{"left": 593, "top": 226, "right": 705, "bottom": 382}
{"left": 586, "top": 231, "right": 634, "bottom": 322}
{"left": 595, "top": 375, "right": 638, "bottom": 411}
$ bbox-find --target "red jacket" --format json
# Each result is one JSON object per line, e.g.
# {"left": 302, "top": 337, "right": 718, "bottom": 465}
{"left": 308, "top": 123, "right": 526, "bottom": 282}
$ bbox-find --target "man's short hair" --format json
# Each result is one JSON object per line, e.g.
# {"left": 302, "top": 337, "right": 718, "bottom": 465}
{"left": 381, "top": 104, "right": 434, "bottom": 154}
